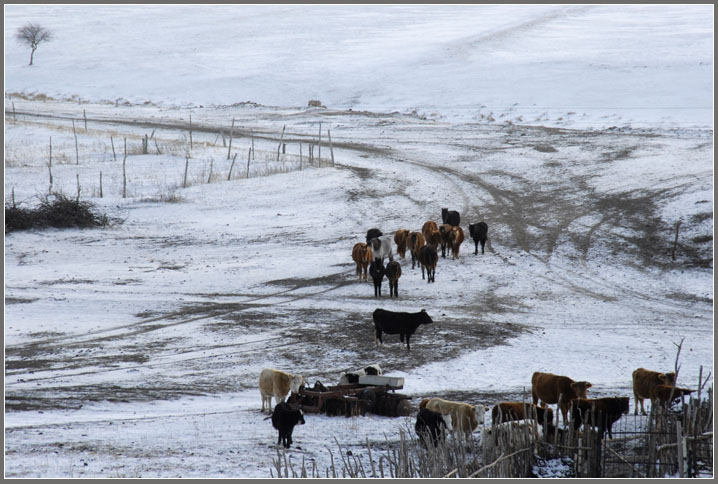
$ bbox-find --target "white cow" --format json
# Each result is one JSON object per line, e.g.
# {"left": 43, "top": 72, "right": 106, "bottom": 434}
{"left": 259, "top": 368, "right": 305, "bottom": 413}
{"left": 369, "top": 235, "right": 394, "bottom": 263}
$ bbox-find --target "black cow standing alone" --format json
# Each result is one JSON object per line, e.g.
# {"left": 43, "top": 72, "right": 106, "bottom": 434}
{"left": 366, "top": 228, "right": 383, "bottom": 244}
{"left": 271, "top": 402, "right": 305, "bottom": 448}
{"left": 369, "top": 259, "right": 386, "bottom": 297}
{"left": 468, "top": 222, "right": 488, "bottom": 255}
{"left": 415, "top": 407, "right": 448, "bottom": 447}
{"left": 372, "top": 308, "right": 433, "bottom": 351}
{"left": 441, "top": 208, "right": 460, "bottom": 227}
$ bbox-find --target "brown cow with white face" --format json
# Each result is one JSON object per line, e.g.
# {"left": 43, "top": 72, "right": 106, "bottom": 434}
{"left": 632, "top": 368, "right": 676, "bottom": 415}
{"left": 531, "top": 371, "right": 592, "bottom": 425}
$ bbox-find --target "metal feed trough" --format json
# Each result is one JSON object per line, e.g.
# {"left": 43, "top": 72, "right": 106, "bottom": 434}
{"left": 288, "top": 375, "right": 411, "bottom": 418}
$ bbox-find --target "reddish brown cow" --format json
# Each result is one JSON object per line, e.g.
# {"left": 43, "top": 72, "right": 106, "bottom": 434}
{"left": 632, "top": 368, "right": 676, "bottom": 415}
{"left": 491, "top": 402, "right": 554, "bottom": 426}
{"left": 351, "top": 242, "right": 374, "bottom": 282}
{"left": 532, "top": 372, "right": 592, "bottom": 425}
{"left": 449, "top": 226, "right": 464, "bottom": 259}
{"left": 408, "top": 231, "right": 425, "bottom": 270}
{"left": 651, "top": 384, "right": 694, "bottom": 408}
{"left": 438, "top": 224, "right": 453, "bottom": 258}
{"left": 421, "top": 221, "right": 438, "bottom": 240}
{"left": 425, "top": 228, "right": 442, "bottom": 251}
{"left": 394, "top": 229, "right": 411, "bottom": 259}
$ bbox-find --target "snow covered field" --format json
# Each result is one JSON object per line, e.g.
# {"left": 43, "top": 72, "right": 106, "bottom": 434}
{"left": 4, "top": 4, "right": 714, "bottom": 478}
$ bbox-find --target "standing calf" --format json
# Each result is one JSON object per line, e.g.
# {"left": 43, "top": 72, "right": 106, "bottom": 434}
{"left": 394, "top": 229, "right": 410, "bottom": 259}
{"left": 351, "top": 242, "right": 373, "bottom": 282}
{"left": 468, "top": 222, "right": 488, "bottom": 255}
{"left": 408, "top": 231, "right": 425, "bottom": 269}
{"left": 271, "top": 402, "right": 305, "bottom": 448}
{"left": 449, "top": 226, "right": 464, "bottom": 259}
{"left": 369, "top": 259, "right": 386, "bottom": 297}
{"left": 385, "top": 260, "right": 402, "bottom": 297}
{"left": 417, "top": 245, "right": 438, "bottom": 283}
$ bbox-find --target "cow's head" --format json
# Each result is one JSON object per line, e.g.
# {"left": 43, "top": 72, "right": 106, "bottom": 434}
{"left": 570, "top": 381, "right": 592, "bottom": 399}
{"left": 660, "top": 372, "right": 677, "bottom": 386}
{"left": 419, "top": 309, "right": 433, "bottom": 325}
{"left": 616, "top": 397, "right": 630, "bottom": 414}
{"left": 290, "top": 375, "right": 305, "bottom": 394}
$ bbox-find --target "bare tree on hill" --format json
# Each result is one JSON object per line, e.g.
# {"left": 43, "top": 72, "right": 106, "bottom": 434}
{"left": 15, "top": 22, "right": 53, "bottom": 66}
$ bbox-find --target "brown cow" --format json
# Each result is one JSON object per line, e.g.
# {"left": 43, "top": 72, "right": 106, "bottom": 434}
{"left": 449, "top": 226, "right": 464, "bottom": 259}
{"left": 421, "top": 221, "right": 438, "bottom": 241}
{"left": 408, "top": 231, "right": 425, "bottom": 270}
{"left": 651, "top": 384, "right": 694, "bottom": 408}
{"left": 394, "top": 229, "right": 411, "bottom": 259}
{"left": 632, "top": 368, "right": 676, "bottom": 415}
{"left": 532, "top": 372, "right": 592, "bottom": 425}
{"left": 425, "top": 228, "right": 442, "bottom": 251}
{"left": 438, "top": 224, "right": 453, "bottom": 258}
{"left": 351, "top": 242, "right": 374, "bottom": 282}
{"left": 491, "top": 402, "right": 554, "bottom": 426}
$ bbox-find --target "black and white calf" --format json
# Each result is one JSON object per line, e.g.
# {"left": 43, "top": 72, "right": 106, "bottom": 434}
{"left": 271, "top": 402, "right": 305, "bottom": 448}
{"left": 369, "top": 235, "right": 394, "bottom": 264}
{"left": 372, "top": 308, "right": 433, "bottom": 351}
{"left": 338, "top": 364, "right": 383, "bottom": 385}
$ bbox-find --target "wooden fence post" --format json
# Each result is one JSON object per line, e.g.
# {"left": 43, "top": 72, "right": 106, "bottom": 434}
{"left": 83, "top": 109, "right": 87, "bottom": 132}
{"left": 328, "top": 129, "right": 335, "bottom": 166}
{"left": 12, "top": 101, "right": 16, "bottom": 121}
{"left": 251, "top": 128, "right": 255, "bottom": 160}
{"left": 72, "top": 119, "right": 79, "bottom": 164}
{"left": 207, "top": 159, "right": 214, "bottom": 183}
{"left": 318, "top": 122, "right": 322, "bottom": 160}
{"left": 277, "top": 125, "right": 286, "bottom": 161}
{"left": 76, "top": 173, "right": 81, "bottom": 202}
{"left": 99, "top": 171, "right": 103, "bottom": 198}
{"left": 227, "top": 118, "right": 235, "bottom": 159}
{"left": 189, "top": 113, "right": 193, "bottom": 150}
{"left": 183, "top": 156, "right": 189, "bottom": 188}
{"left": 246, "top": 147, "right": 251, "bottom": 178}
{"left": 48, "top": 136, "right": 53, "bottom": 194}
{"left": 228, "top": 153, "right": 237, "bottom": 181}
{"left": 122, "top": 138, "right": 127, "bottom": 198}
{"left": 110, "top": 136, "right": 117, "bottom": 162}
{"left": 299, "top": 142, "right": 303, "bottom": 170}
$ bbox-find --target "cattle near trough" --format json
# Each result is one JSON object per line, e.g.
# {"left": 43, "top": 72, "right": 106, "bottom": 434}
{"left": 449, "top": 226, "right": 464, "bottom": 259}
{"left": 570, "top": 396, "right": 630, "bottom": 440}
{"left": 372, "top": 308, "right": 433, "bottom": 351}
{"left": 366, "top": 228, "right": 383, "bottom": 244}
{"left": 393, "top": 229, "right": 411, "bottom": 259}
{"left": 259, "top": 368, "right": 306, "bottom": 413}
{"left": 632, "top": 367, "right": 677, "bottom": 415}
{"left": 420, "top": 397, "right": 484, "bottom": 438}
{"left": 415, "top": 407, "right": 450, "bottom": 447}
{"left": 369, "top": 259, "right": 386, "bottom": 297}
{"left": 438, "top": 224, "right": 453, "bottom": 258}
{"left": 338, "top": 364, "right": 383, "bottom": 385}
{"left": 468, "top": 221, "right": 488, "bottom": 255}
{"left": 385, "top": 260, "right": 402, "bottom": 297}
{"left": 408, "top": 231, "right": 425, "bottom": 269}
{"left": 491, "top": 402, "right": 554, "bottom": 426}
{"left": 417, "top": 245, "right": 438, "bottom": 283}
{"left": 369, "top": 235, "right": 394, "bottom": 264}
{"left": 531, "top": 371, "right": 592, "bottom": 425}
{"left": 271, "top": 401, "right": 305, "bottom": 448}
{"left": 351, "top": 242, "right": 373, "bottom": 282}
{"left": 441, "top": 208, "right": 461, "bottom": 226}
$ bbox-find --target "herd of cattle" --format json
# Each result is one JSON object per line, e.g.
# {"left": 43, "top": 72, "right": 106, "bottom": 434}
{"left": 351, "top": 208, "right": 489, "bottom": 296}
{"left": 259, "top": 366, "right": 694, "bottom": 449}
{"left": 259, "top": 208, "right": 695, "bottom": 450}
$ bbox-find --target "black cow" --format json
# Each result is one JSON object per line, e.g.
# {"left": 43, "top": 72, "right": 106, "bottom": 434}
{"left": 369, "top": 259, "right": 385, "bottom": 297}
{"left": 366, "top": 228, "right": 383, "bottom": 244}
{"left": 415, "top": 407, "right": 448, "bottom": 447}
{"left": 372, "top": 308, "right": 433, "bottom": 351}
{"left": 417, "top": 245, "right": 438, "bottom": 283}
{"left": 468, "top": 222, "right": 488, "bottom": 255}
{"left": 385, "top": 260, "right": 402, "bottom": 297}
{"left": 571, "top": 397, "right": 629, "bottom": 440}
{"left": 441, "top": 208, "right": 460, "bottom": 227}
{"left": 271, "top": 402, "right": 305, "bottom": 448}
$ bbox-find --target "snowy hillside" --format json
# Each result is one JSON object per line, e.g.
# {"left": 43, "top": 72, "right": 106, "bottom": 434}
{"left": 4, "top": 4, "right": 714, "bottom": 478}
